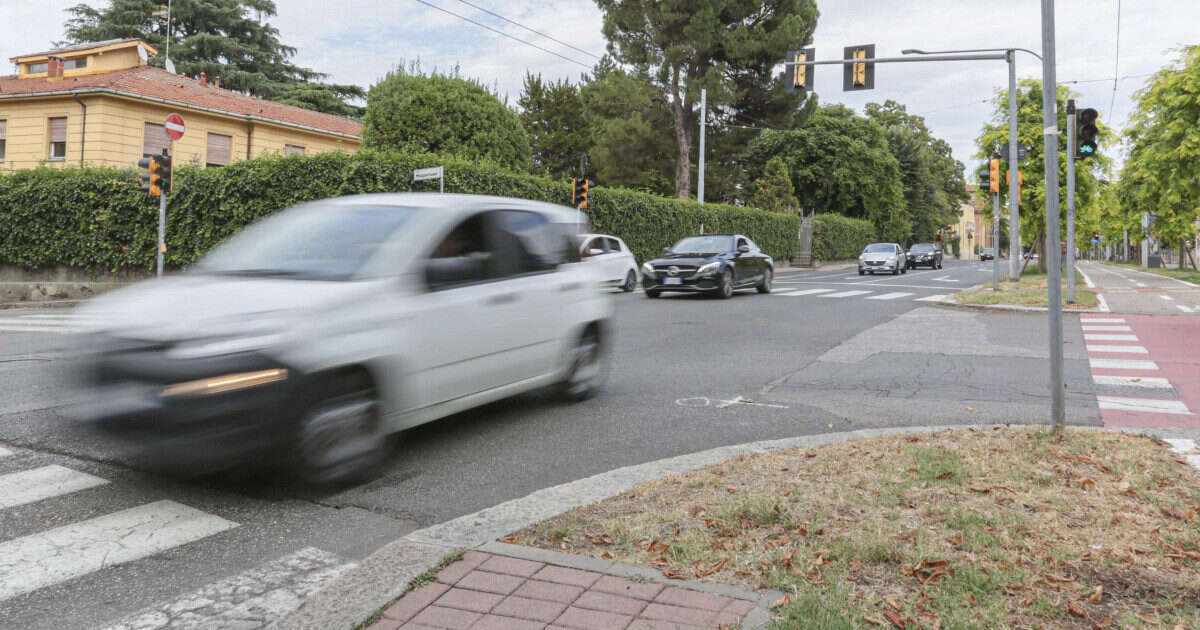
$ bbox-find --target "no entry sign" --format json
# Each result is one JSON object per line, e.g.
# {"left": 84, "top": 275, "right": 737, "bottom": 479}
{"left": 164, "top": 113, "right": 186, "bottom": 141}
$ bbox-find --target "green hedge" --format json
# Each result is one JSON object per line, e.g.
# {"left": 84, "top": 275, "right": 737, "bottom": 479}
{"left": 0, "top": 150, "right": 798, "bottom": 272}
{"left": 812, "top": 213, "right": 877, "bottom": 260}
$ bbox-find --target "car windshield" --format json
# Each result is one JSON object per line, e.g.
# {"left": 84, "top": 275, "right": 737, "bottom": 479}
{"left": 864, "top": 243, "right": 894, "bottom": 253}
{"left": 194, "top": 203, "right": 416, "bottom": 280}
{"left": 670, "top": 235, "right": 733, "bottom": 254}
{"left": 911, "top": 244, "right": 935, "bottom": 253}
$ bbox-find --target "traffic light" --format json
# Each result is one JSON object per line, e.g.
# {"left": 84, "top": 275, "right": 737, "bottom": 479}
{"left": 977, "top": 166, "right": 990, "bottom": 191}
{"left": 989, "top": 158, "right": 1000, "bottom": 193}
{"left": 138, "top": 156, "right": 160, "bottom": 196}
{"left": 1076, "top": 107, "right": 1098, "bottom": 160}
{"left": 784, "top": 48, "right": 815, "bottom": 93}
{"left": 572, "top": 178, "right": 592, "bottom": 208}
{"left": 1005, "top": 170, "right": 1024, "bottom": 196}
{"left": 842, "top": 44, "right": 875, "bottom": 91}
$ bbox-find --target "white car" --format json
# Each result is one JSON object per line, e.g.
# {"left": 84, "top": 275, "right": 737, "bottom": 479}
{"left": 72, "top": 194, "right": 613, "bottom": 486}
{"left": 577, "top": 233, "right": 639, "bottom": 291}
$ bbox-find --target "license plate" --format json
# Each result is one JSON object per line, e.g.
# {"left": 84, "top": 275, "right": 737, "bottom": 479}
{"left": 664, "top": 277, "right": 683, "bottom": 285}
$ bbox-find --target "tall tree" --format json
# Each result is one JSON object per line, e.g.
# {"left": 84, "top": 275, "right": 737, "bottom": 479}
{"left": 594, "top": 0, "right": 819, "bottom": 199}
{"left": 581, "top": 67, "right": 677, "bottom": 196}
{"left": 751, "top": 156, "right": 798, "bottom": 212}
{"left": 519, "top": 73, "right": 591, "bottom": 180}
{"left": 62, "top": 0, "right": 364, "bottom": 117}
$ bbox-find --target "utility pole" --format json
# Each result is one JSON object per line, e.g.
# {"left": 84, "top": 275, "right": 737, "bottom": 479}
{"left": 993, "top": 167, "right": 1001, "bottom": 291}
{"left": 1066, "top": 100, "right": 1077, "bottom": 304}
{"left": 1007, "top": 50, "right": 1021, "bottom": 281}
{"left": 1123, "top": 228, "right": 1129, "bottom": 261}
{"left": 698, "top": 88, "right": 706, "bottom": 205}
{"left": 1041, "top": 0, "right": 1065, "bottom": 432}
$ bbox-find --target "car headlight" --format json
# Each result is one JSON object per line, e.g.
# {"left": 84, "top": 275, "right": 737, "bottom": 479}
{"left": 641, "top": 262, "right": 656, "bottom": 277}
{"left": 697, "top": 261, "right": 722, "bottom": 276}
{"left": 166, "top": 331, "right": 282, "bottom": 360}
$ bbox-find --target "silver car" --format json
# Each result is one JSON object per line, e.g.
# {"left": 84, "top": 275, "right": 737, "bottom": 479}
{"left": 71, "top": 194, "right": 614, "bottom": 485}
{"left": 858, "top": 242, "right": 907, "bottom": 275}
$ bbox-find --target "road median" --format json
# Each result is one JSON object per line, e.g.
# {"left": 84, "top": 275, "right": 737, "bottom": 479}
{"left": 953, "top": 269, "right": 1099, "bottom": 310}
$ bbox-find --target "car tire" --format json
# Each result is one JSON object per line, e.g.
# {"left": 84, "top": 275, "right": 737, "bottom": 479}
{"left": 717, "top": 269, "right": 734, "bottom": 299}
{"left": 646, "top": 290, "right": 661, "bottom": 298}
{"left": 892, "top": 266, "right": 900, "bottom": 275}
{"left": 621, "top": 270, "right": 637, "bottom": 292}
{"left": 858, "top": 269, "right": 865, "bottom": 276}
{"left": 559, "top": 326, "right": 607, "bottom": 402}
{"left": 757, "top": 267, "right": 773, "bottom": 294}
{"left": 294, "top": 373, "right": 390, "bottom": 488}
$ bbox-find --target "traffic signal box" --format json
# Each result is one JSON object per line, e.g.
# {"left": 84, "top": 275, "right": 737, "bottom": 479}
{"left": 138, "top": 153, "right": 172, "bottom": 196}
{"left": 785, "top": 48, "right": 815, "bottom": 93}
{"left": 1076, "top": 107, "right": 1099, "bottom": 160}
{"left": 842, "top": 45, "right": 875, "bottom": 91}
{"left": 572, "top": 178, "right": 593, "bottom": 208}
{"left": 988, "top": 158, "right": 1000, "bottom": 193}
{"left": 1005, "top": 170, "right": 1024, "bottom": 197}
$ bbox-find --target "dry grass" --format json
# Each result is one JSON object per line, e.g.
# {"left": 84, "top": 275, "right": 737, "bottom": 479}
{"left": 511, "top": 428, "right": 1200, "bottom": 629}
{"left": 955, "top": 271, "right": 1099, "bottom": 309}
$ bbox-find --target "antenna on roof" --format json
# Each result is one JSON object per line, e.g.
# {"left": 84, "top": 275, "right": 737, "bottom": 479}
{"left": 153, "top": 0, "right": 174, "bottom": 73}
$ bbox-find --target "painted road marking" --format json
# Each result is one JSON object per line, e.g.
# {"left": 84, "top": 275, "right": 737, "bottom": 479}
{"left": 0, "top": 500, "right": 238, "bottom": 601}
{"left": 1097, "top": 396, "right": 1192, "bottom": 415}
{"left": 866, "top": 292, "right": 915, "bottom": 300}
{"left": 1161, "top": 295, "right": 1175, "bottom": 301}
{"left": 1081, "top": 318, "right": 1126, "bottom": 323}
{"left": 101, "top": 547, "right": 354, "bottom": 630}
{"left": 676, "top": 396, "right": 788, "bottom": 409}
{"left": 1179, "top": 305, "right": 1196, "bottom": 313}
{"left": 1077, "top": 266, "right": 1097, "bottom": 288}
{"left": 1082, "top": 325, "right": 1132, "bottom": 332}
{"left": 931, "top": 276, "right": 959, "bottom": 282}
{"left": 1083, "top": 334, "right": 1139, "bottom": 341}
{"left": 914, "top": 294, "right": 951, "bottom": 302}
{"left": 1087, "top": 345, "right": 1148, "bottom": 354}
{"left": 1088, "top": 358, "right": 1158, "bottom": 370}
{"left": 0, "top": 465, "right": 109, "bottom": 510}
{"left": 1091, "top": 375, "right": 1172, "bottom": 389}
{"left": 776, "top": 289, "right": 835, "bottom": 297}
{"left": 0, "top": 446, "right": 12, "bottom": 458}
{"left": 1135, "top": 282, "right": 1147, "bottom": 287}
{"left": 820, "top": 290, "right": 873, "bottom": 298}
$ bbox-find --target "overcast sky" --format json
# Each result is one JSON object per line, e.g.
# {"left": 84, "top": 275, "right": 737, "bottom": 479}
{"left": 4, "top": 0, "right": 1197, "bottom": 176}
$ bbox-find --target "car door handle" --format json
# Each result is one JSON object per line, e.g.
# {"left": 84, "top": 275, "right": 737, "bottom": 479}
{"left": 485, "top": 293, "right": 519, "bottom": 305}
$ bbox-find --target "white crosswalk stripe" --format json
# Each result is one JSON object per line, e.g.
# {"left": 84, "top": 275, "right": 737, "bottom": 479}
{"left": 1082, "top": 325, "right": 1132, "bottom": 332}
{"left": 1083, "top": 334, "right": 1139, "bottom": 341}
{"left": 866, "top": 292, "right": 915, "bottom": 300}
{"left": 0, "top": 465, "right": 109, "bottom": 510}
{"left": 1097, "top": 396, "right": 1192, "bottom": 415}
{"left": 1088, "top": 358, "right": 1158, "bottom": 370}
{"left": 1091, "top": 375, "right": 1172, "bottom": 389}
{"left": 1081, "top": 318, "right": 1126, "bottom": 323}
{"left": 1087, "top": 344, "right": 1148, "bottom": 354}
{"left": 774, "top": 288, "right": 834, "bottom": 297}
{"left": 914, "top": 294, "right": 951, "bottom": 302}
{"left": 0, "top": 500, "right": 238, "bottom": 602}
{"left": 0, "top": 312, "right": 96, "bottom": 334}
{"left": 820, "top": 290, "right": 872, "bottom": 298}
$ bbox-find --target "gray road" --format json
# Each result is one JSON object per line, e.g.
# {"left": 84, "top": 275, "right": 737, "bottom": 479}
{"left": 0, "top": 259, "right": 1100, "bottom": 630}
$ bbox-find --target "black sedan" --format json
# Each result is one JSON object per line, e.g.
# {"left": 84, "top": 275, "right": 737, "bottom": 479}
{"left": 906, "top": 243, "right": 943, "bottom": 269}
{"left": 641, "top": 234, "right": 773, "bottom": 299}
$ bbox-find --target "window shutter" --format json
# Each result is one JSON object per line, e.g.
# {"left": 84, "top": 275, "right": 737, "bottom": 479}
{"left": 206, "top": 133, "right": 232, "bottom": 166}
{"left": 0, "top": 120, "right": 6, "bottom": 139}
{"left": 49, "top": 117, "right": 67, "bottom": 143}
{"left": 142, "top": 123, "right": 170, "bottom": 157}
{"left": 284, "top": 145, "right": 305, "bottom": 156}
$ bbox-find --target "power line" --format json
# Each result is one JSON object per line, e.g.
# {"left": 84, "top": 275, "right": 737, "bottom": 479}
{"left": 1060, "top": 71, "right": 1152, "bottom": 85}
{"left": 1109, "top": 0, "right": 1122, "bottom": 116}
{"left": 450, "top": 0, "right": 602, "bottom": 60}
{"left": 412, "top": 0, "right": 591, "bottom": 69}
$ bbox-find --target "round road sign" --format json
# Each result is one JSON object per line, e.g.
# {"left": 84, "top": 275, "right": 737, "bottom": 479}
{"left": 164, "top": 113, "right": 186, "bottom": 141}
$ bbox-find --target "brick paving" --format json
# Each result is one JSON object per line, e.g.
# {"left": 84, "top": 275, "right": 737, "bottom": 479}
{"left": 368, "top": 551, "right": 755, "bottom": 630}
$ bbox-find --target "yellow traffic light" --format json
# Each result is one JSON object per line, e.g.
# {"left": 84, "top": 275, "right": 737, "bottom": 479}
{"left": 793, "top": 50, "right": 808, "bottom": 90}
{"left": 852, "top": 48, "right": 867, "bottom": 87}
{"left": 989, "top": 159, "right": 1000, "bottom": 193}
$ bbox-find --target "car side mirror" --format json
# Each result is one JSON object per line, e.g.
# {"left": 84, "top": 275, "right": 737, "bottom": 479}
{"left": 587, "top": 248, "right": 605, "bottom": 256}
{"left": 662, "top": 247, "right": 671, "bottom": 254}
{"left": 737, "top": 245, "right": 751, "bottom": 254}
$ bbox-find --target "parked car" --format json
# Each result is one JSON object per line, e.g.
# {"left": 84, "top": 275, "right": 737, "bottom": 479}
{"left": 907, "top": 242, "right": 943, "bottom": 269}
{"left": 70, "top": 194, "right": 614, "bottom": 486}
{"left": 641, "top": 234, "right": 773, "bottom": 299}
{"left": 858, "top": 243, "right": 907, "bottom": 275}
{"left": 577, "top": 233, "right": 639, "bottom": 292}
{"left": 980, "top": 247, "right": 996, "bottom": 261}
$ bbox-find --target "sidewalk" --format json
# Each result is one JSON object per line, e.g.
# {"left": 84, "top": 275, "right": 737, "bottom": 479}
{"left": 1082, "top": 261, "right": 1200, "bottom": 314}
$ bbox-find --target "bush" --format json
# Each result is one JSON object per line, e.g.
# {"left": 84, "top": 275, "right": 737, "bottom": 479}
{"left": 812, "top": 213, "right": 876, "bottom": 260}
{"left": 0, "top": 151, "right": 798, "bottom": 272}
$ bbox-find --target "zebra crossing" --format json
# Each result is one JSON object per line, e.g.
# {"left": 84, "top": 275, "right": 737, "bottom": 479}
{"left": 0, "top": 444, "right": 353, "bottom": 629}
{"left": 0, "top": 311, "right": 95, "bottom": 334}
{"left": 771, "top": 287, "right": 952, "bottom": 303}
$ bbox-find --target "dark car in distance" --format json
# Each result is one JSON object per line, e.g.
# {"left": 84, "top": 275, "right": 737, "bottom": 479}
{"left": 641, "top": 234, "right": 773, "bottom": 299}
{"left": 980, "top": 247, "right": 996, "bottom": 261}
{"left": 907, "top": 243, "right": 943, "bottom": 269}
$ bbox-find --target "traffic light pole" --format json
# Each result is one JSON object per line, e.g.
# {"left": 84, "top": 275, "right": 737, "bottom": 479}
{"left": 1007, "top": 51, "right": 1021, "bottom": 282}
{"left": 1041, "top": 0, "right": 1065, "bottom": 433}
{"left": 1066, "top": 100, "right": 1077, "bottom": 304}
{"left": 993, "top": 187, "right": 1000, "bottom": 291}
{"left": 157, "top": 190, "right": 166, "bottom": 279}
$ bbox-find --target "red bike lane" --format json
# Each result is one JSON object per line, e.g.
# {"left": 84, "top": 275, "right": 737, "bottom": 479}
{"left": 1084, "top": 314, "right": 1200, "bottom": 428}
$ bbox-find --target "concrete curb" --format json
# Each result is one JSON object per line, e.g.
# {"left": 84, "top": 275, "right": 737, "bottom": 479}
{"left": 934, "top": 300, "right": 1109, "bottom": 314}
{"left": 0, "top": 299, "right": 84, "bottom": 310}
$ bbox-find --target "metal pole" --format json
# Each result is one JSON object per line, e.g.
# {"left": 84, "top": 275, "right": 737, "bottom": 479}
{"left": 1041, "top": 0, "right": 1065, "bottom": 432}
{"left": 157, "top": 188, "right": 166, "bottom": 279}
{"left": 993, "top": 189, "right": 1000, "bottom": 290}
{"left": 1007, "top": 51, "right": 1021, "bottom": 281}
{"left": 439, "top": 173, "right": 444, "bottom": 194}
{"left": 698, "top": 88, "right": 706, "bottom": 204}
{"left": 1066, "top": 100, "right": 1077, "bottom": 304}
{"left": 1123, "top": 229, "right": 1128, "bottom": 261}
{"left": 1141, "top": 212, "right": 1149, "bottom": 267}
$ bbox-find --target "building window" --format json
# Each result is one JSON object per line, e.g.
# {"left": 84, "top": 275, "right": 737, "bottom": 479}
{"left": 284, "top": 144, "right": 305, "bottom": 157}
{"left": 0, "top": 119, "right": 6, "bottom": 162}
{"left": 206, "top": 133, "right": 232, "bottom": 167}
{"left": 48, "top": 117, "right": 67, "bottom": 160}
{"left": 27, "top": 62, "right": 47, "bottom": 74}
{"left": 64, "top": 58, "right": 87, "bottom": 70}
{"left": 143, "top": 123, "right": 170, "bottom": 158}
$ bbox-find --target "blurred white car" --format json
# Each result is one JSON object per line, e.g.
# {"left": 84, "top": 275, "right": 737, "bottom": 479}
{"left": 72, "top": 194, "right": 613, "bottom": 486}
{"left": 577, "top": 233, "right": 639, "bottom": 291}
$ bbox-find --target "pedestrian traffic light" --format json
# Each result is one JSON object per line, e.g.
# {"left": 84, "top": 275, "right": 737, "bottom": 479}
{"left": 842, "top": 44, "right": 875, "bottom": 91}
{"left": 1076, "top": 107, "right": 1098, "bottom": 160}
{"left": 572, "top": 178, "right": 592, "bottom": 208}
{"left": 784, "top": 48, "right": 815, "bottom": 93}
{"left": 138, "top": 156, "right": 160, "bottom": 196}
{"left": 989, "top": 158, "right": 1000, "bottom": 193}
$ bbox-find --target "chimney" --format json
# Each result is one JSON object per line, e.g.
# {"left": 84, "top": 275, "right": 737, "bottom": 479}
{"left": 47, "top": 56, "right": 64, "bottom": 80}
{"left": 214, "top": 76, "right": 220, "bottom": 89}
{"left": 199, "top": 71, "right": 207, "bottom": 87}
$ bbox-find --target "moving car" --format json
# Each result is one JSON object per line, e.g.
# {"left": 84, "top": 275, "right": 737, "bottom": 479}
{"left": 906, "top": 243, "right": 943, "bottom": 269}
{"left": 578, "top": 233, "right": 639, "bottom": 292}
{"left": 980, "top": 247, "right": 996, "bottom": 261}
{"left": 71, "top": 194, "right": 614, "bottom": 486}
{"left": 858, "top": 243, "right": 907, "bottom": 275}
{"left": 641, "top": 234, "right": 773, "bottom": 299}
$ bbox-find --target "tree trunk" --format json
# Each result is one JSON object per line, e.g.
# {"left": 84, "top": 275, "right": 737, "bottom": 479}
{"left": 1037, "top": 233, "right": 1047, "bottom": 273}
{"left": 669, "top": 64, "right": 691, "bottom": 199}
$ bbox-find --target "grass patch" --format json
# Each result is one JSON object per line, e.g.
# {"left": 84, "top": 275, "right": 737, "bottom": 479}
{"left": 1102, "top": 261, "right": 1200, "bottom": 285}
{"left": 510, "top": 429, "right": 1200, "bottom": 629}
{"left": 955, "top": 268, "right": 1099, "bottom": 308}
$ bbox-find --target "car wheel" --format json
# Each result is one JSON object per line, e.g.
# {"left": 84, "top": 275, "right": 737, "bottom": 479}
{"left": 621, "top": 270, "right": 637, "bottom": 292}
{"left": 294, "top": 373, "right": 389, "bottom": 487}
{"left": 559, "top": 326, "right": 607, "bottom": 402}
{"left": 757, "top": 267, "right": 773, "bottom": 294}
{"left": 646, "top": 290, "right": 661, "bottom": 298}
{"left": 718, "top": 269, "right": 734, "bottom": 299}
{"left": 892, "top": 266, "right": 900, "bottom": 275}
{"left": 858, "top": 269, "right": 865, "bottom": 276}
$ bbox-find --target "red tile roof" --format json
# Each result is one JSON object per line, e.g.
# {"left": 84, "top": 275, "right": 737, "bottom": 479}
{"left": 0, "top": 65, "right": 361, "bottom": 138}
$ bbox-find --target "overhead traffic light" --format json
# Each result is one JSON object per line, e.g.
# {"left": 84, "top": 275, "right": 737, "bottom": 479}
{"left": 1076, "top": 107, "right": 1098, "bottom": 160}
{"left": 989, "top": 158, "right": 1000, "bottom": 193}
{"left": 842, "top": 44, "right": 875, "bottom": 91}
{"left": 784, "top": 48, "right": 815, "bottom": 93}
{"left": 572, "top": 178, "right": 593, "bottom": 208}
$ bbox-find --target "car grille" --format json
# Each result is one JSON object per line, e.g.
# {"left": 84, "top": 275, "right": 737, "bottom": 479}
{"left": 865, "top": 261, "right": 884, "bottom": 266}
{"left": 653, "top": 264, "right": 698, "bottom": 275}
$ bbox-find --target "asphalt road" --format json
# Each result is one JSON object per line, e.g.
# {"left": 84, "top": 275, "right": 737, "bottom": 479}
{"left": 0, "top": 259, "right": 1102, "bottom": 630}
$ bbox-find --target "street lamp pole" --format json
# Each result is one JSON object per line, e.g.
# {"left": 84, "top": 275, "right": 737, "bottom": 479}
{"left": 1041, "top": 0, "right": 1066, "bottom": 432}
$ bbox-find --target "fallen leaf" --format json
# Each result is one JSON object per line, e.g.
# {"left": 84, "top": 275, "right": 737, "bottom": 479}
{"left": 1080, "top": 477, "right": 1096, "bottom": 490}
{"left": 498, "top": 536, "right": 519, "bottom": 543}
{"left": 966, "top": 406, "right": 976, "bottom": 412}
{"left": 935, "top": 471, "right": 953, "bottom": 480}
{"left": 661, "top": 569, "right": 686, "bottom": 580}
{"left": 726, "top": 485, "right": 738, "bottom": 493}
{"left": 1087, "top": 585, "right": 1103, "bottom": 603}
{"left": 946, "top": 536, "right": 964, "bottom": 545}
{"left": 600, "top": 551, "right": 613, "bottom": 559}
{"left": 906, "top": 436, "right": 920, "bottom": 443}
{"left": 883, "top": 610, "right": 906, "bottom": 628}
{"left": 1093, "top": 619, "right": 1112, "bottom": 629}
{"left": 886, "top": 597, "right": 903, "bottom": 611}
{"left": 1067, "top": 601, "right": 1086, "bottom": 617}
{"left": 969, "top": 487, "right": 991, "bottom": 494}
{"left": 689, "top": 506, "right": 705, "bottom": 518}
{"left": 694, "top": 557, "right": 728, "bottom": 577}
{"left": 806, "top": 451, "right": 817, "bottom": 458}
{"left": 863, "top": 614, "right": 885, "bottom": 626}
{"left": 770, "top": 595, "right": 792, "bottom": 609}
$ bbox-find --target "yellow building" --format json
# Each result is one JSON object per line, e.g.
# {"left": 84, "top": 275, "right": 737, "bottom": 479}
{"left": 954, "top": 184, "right": 999, "bottom": 258}
{"left": 0, "top": 39, "right": 361, "bottom": 171}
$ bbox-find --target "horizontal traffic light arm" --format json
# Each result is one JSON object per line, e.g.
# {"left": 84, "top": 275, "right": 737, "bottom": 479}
{"left": 783, "top": 52, "right": 1006, "bottom": 67}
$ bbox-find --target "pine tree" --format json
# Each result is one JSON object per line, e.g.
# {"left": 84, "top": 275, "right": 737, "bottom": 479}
{"left": 751, "top": 156, "right": 798, "bottom": 213}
